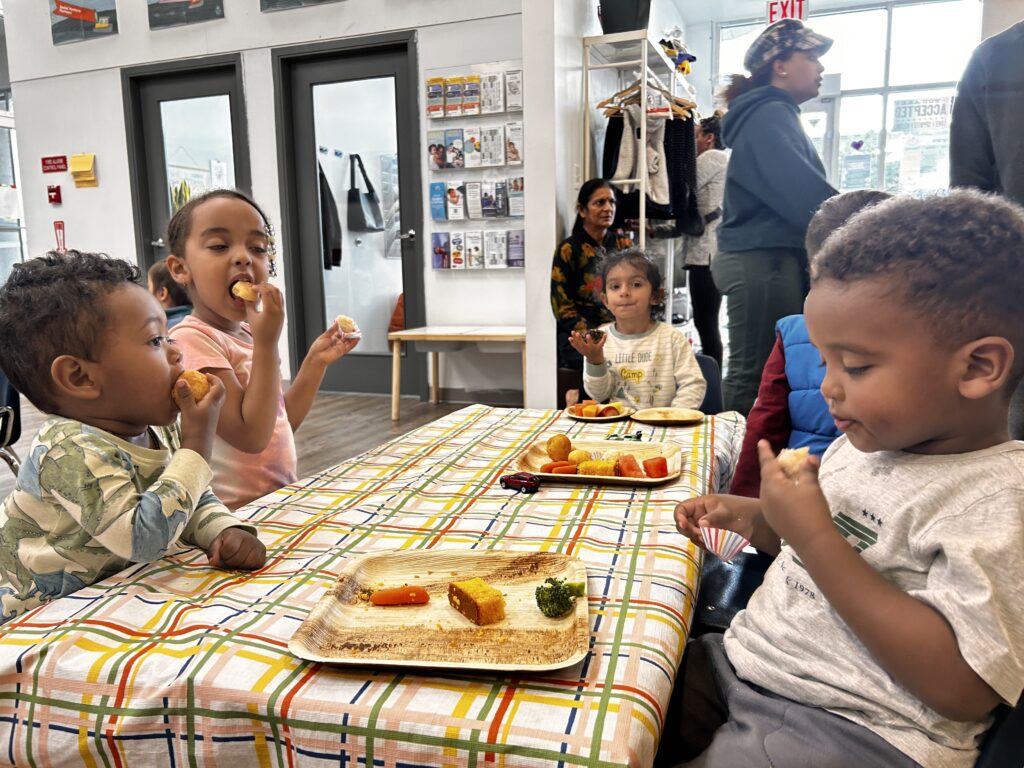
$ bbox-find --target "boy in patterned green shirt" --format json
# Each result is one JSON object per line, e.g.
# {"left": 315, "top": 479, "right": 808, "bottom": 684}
{"left": 0, "top": 252, "right": 265, "bottom": 623}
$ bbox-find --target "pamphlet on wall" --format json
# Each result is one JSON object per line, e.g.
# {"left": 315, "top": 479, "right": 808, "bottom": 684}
{"left": 465, "top": 231, "right": 485, "bottom": 268}
{"left": 507, "top": 176, "right": 524, "bottom": 217}
{"left": 464, "top": 181, "right": 483, "bottom": 219}
{"left": 485, "top": 230, "right": 508, "bottom": 268}
{"left": 444, "top": 77, "right": 464, "bottom": 117}
{"left": 505, "top": 70, "right": 523, "bottom": 111}
{"left": 505, "top": 122, "right": 523, "bottom": 165}
{"left": 427, "top": 130, "right": 447, "bottom": 170}
{"left": 463, "top": 125, "right": 482, "bottom": 168}
{"left": 493, "top": 181, "right": 509, "bottom": 217}
{"left": 429, "top": 182, "right": 447, "bottom": 221}
{"left": 481, "top": 73, "right": 505, "bottom": 114}
{"left": 444, "top": 129, "right": 465, "bottom": 169}
{"left": 481, "top": 182, "right": 498, "bottom": 218}
{"left": 462, "top": 76, "right": 481, "bottom": 115}
{"left": 480, "top": 126, "right": 506, "bottom": 167}
{"left": 507, "top": 229, "right": 525, "bottom": 267}
{"left": 450, "top": 231, "right": 466, "bottom": 269}
{"left": 446, "top": 181, "right": 465, "bottom": 220}
{"left": 426, "top": 77, "right": 445, "bottom": 118}
{"left": 431, "top": 232, "right": 451, "bottom": 269}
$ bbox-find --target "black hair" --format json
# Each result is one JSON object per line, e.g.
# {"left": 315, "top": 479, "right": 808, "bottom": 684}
{"left": 148, "top": 257, "right": 191, "bottom": 307}
{"left": 0, "top": 251, "right": 141, "bottom": 413}
{"left": 572, "top": 178, "right": 616, "bottom": 236}
{"left": 698, "top": 109, "right": 727, "bottom": 150}
{"left": 598, "top": 247, "right": 665, "bottom": 321}
{"left": 805, "top": 189, "right": 892, "bottom": 257}
{"left": 813, "top": 190, "right": 1024, "bottom": 378}
{"left": 166, "top": 189, "right": 277, "bottom": 276}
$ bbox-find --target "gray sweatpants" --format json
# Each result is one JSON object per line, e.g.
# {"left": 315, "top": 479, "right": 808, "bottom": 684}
{"left": 711, "top": 248, "right": 809, "bottom": 416}
{"left": 666, "top": 634, "right": 921, "bottom": 768}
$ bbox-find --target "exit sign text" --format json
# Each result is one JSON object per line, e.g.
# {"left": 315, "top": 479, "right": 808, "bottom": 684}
{"left": 767, "top": 0, "right": 807, "bottom": 22}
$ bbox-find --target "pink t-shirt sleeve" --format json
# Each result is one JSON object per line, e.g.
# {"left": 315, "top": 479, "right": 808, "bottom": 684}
{"left": 170, "top": 324, "right": 235, "bottom": 372}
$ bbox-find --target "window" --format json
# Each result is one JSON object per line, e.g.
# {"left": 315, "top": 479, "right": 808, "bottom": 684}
{"left": 0, "top": 119, "right": 26, "bottom": 280}
{"left": 715, "top": 0, "right": 982, "bottom": 196}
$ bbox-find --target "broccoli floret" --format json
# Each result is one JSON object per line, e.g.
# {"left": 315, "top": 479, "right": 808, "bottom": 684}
{"left": 535, "top": 577, "right": 587, "bottom": 618}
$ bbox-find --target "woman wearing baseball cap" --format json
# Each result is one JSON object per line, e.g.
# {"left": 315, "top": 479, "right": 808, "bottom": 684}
{"left": 712, "top": 18, "right": 837, "bottom": 416}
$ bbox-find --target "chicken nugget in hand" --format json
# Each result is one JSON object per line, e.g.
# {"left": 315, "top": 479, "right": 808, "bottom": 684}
{"left": 173, "top": 370, "right": 211, "bottom": 404}
{"left": 207, "top": 528, "right": 266, "bottom": 571}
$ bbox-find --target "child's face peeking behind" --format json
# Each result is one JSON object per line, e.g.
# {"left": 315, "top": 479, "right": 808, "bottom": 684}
{"left": 90, "top": 284, "right": 185, "bottom": 435}
{"left": 806, "top": 276, "right": 966, "bottom": 454}
{"left": 602, "top": 261, "right": 658, "bottom": 327}
{"left": 168, "top": 196, "right": 271, "bottom": 332}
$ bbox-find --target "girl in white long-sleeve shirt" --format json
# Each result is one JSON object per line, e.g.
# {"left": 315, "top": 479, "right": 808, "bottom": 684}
{"left": 569, "top": 248, "right": 706, "bottom": 409}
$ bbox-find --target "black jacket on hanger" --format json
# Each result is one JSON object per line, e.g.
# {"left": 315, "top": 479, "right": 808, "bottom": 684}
{"left": 602, "top": 112, "right": 704, "bottom": 238}
{"left": 318, "top": 161, "right": 343, "bottom": 269}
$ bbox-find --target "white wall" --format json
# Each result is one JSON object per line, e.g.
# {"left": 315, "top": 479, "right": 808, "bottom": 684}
{"left": 5, "top": 0, "right": 522, "bottom": 391}
{"left": 981, "top": 0, "right": 1024, "bottom": 36}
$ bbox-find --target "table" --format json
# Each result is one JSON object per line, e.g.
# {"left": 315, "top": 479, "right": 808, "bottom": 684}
{"left": 388, "top": 326, "right": 527, "bottom": 420}
{"left": 0, "top": 406, "right": 743, "bottom": 767}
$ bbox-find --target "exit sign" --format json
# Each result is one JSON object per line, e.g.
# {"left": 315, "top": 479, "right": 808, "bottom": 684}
{"left": 767, "top": 0, "right": 807, "bottom": 22}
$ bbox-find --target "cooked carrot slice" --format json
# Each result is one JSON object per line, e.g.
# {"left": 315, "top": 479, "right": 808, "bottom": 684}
{"left": 370, "top": 585, "right": 430, "bottom": 606}
{"left": 540, "top": 461, "right": 575, "bottom": 473}
{"left": 550, "top": 465, "right": 579, "bottom": 474}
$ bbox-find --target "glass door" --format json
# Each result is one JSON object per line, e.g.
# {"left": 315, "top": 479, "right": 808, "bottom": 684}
{"left": 800, "top": 95, "right": 837, "bottom": 186}
{"left": 124, "top": 57, "right": 250, "bottom": 269}
{"left": 278, "top": 37, "right": 425, "bottom": 396}
{"left": 0, "top": 114, "right": 26, "bottom": 281}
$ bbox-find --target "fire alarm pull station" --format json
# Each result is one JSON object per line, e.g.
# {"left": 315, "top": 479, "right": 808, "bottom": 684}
{"left": 48, "top": 185, "right": 62, "bottom": 205}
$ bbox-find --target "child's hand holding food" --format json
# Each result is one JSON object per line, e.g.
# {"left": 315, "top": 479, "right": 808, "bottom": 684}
{"left": 757, "top": 440, "right": 833, "bottom": 554}
{"left": 175, "top": 372, "right": 225, "bottom": 461}
{"left": 567, "top": 328, "right": 607, "bottom": 365}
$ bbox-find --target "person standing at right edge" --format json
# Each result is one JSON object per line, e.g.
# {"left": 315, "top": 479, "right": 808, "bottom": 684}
{"left": 715, "top": 19, "right": 837, "bottom": 415}
{"left": 949, "top": 19, "right": 1024, "bottom": 439}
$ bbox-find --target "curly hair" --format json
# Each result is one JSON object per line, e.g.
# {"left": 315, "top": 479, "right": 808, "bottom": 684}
{"left": 812, "top": 190, "right": 1024, "bottom": 360}
{"left": 598, "top": 247, "right": 665, "bottom": 321}
{"left": 805, "top": 189, "right": 892, "bottom": 258}
{"left": 0, "top": 251, "right": 142, "bottom": 412}
{"left": 166, "top": 189, "right": 277, "bottom": 276}
{"left": 698, "top": 109, "right": 727, "bottom": 150}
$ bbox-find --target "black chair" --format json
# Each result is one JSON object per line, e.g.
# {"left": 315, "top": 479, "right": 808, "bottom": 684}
{"left": 695, "top": 353, "right": 723, "bottom": 415}
{"left": 975, "top": 698, "right": 1024, "bottom": 767}
{"left": 0, "top": 369, "right": 22, "bottom": 476}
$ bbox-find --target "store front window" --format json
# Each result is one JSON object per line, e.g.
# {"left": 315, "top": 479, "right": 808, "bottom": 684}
{"left": 0, "top": 116, "right": 25, "bottom": 281}
{"left": 716, "top": 0, "right": 981, "bottom": 195}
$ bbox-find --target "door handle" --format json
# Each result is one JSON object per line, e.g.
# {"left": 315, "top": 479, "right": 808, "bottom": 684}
{"left": 151, "top": 238, "right": 166, "bottom": 247}
{"left": 398, "top": 229, "right": 416, "bottom": 241}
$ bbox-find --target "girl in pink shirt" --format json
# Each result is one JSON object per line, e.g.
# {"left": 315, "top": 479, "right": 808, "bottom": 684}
{"left": 166, "top": 190, "right": 359, "bottom": 509}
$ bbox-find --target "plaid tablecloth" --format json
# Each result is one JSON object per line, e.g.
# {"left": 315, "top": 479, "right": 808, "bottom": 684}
{"left": 0, "top": 406, "right": 743, "bottom": 768}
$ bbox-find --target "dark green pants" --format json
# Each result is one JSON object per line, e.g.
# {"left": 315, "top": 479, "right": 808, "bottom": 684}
{"left": 711, "top": 248, "right": 809, "bottom": 416}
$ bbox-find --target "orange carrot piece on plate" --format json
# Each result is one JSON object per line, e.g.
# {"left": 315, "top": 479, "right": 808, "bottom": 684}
{"left": 370, "top": 585, "right": 430, "bottom": 606}
{"left": 550, "top": 464, "right": 579, "bottom": 474}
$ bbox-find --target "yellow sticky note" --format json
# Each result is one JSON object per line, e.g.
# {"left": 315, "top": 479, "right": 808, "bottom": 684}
{"left": 70, "top": 154, "right": 95, "bottom": 175}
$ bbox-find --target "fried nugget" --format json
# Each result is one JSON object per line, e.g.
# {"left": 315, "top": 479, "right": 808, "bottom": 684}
{"left": 174, "top": 370, "right": 210, "bottom": 404}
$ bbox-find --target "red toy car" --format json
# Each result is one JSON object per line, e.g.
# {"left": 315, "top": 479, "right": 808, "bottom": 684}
{"left": 500, "top": 472, "right": 541, "bottom": 493}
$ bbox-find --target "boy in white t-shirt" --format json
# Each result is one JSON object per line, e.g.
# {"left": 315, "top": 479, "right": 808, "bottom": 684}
{"left": 672, "top": 190, "right": 1024, "bottom": 768}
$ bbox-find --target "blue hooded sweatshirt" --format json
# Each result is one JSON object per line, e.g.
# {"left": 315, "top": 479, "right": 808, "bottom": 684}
{"left": 717, "top": 86, "right": 836, "bottom": 253}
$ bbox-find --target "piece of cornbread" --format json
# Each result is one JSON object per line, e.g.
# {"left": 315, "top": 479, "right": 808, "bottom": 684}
{"left": 448, "top": 577, "right": 505, "bottom": 625}
{"left": 577, "top": 459, "right": 616, "bottom": 476}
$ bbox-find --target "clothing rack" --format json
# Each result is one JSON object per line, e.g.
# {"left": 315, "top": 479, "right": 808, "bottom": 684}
{"left": 582, "top": 29, "right": 698, "bottom": 322}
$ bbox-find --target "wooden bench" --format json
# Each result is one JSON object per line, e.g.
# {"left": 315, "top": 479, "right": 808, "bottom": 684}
{"left": 387, "top": 325, "right": 527, "bottom": 420}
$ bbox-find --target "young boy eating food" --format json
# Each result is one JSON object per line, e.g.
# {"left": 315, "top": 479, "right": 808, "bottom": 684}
{"left": 672, "top": 190, "right": 1024, "bottom": 767}
{"left": 0, "top": 251, "right": 265, "bottom": 623}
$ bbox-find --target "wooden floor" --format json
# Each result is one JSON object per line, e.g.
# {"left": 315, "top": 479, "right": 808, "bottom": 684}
{"left": 0, "top": 393, "right": 467, "bottom": 499}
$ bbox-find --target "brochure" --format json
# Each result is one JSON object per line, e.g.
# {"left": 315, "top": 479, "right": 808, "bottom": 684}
{"left": 505, "top": 70, "right": 523, "bottom": 111}
{"left": 485, "top": 230, "right": 508, "bottom": 268}
{"left": 480, "top": 126, "right": 505, "bottom": 167}
{"left": 462, "top": 75, "right": 481, "bottom": 115}
{"left": 505, "top": 121, "right": 523, "bottom": 165}
{"left": 429, "top": 182, "right": 447, "bottom": 221}
{"left": 427, "top": 130, "right": 447, "bottom": 170}
{"left": 463, "top": 125, "right": 482, "bottom": 168}
{"left": 431, "top": 232, "right": 451, "bottom": 269}
{"left": 507, "top": 176, "right": 525, "bottom": 217}
{"left": 426, "top": 77, "right": 445, "bottom": 118}
{"left": 444, "top": 77, "right": 464, "bottom": 117}
{"left": 450, "top": 231, "right": 466, "bottom": 269}
{"left": 464, "top": 181, "right": 483, "bottom": 219}
{"left": 465, "top": 231, "right": 485, "bottom": 268}
{"left": 481, "top": 72, "right": 505, "bottom": 114}
{"left": 507, "top": 229, "right": 525, "bottom": 267}
{"left": 444, "top": 128, "right": 465, "bottom": 169}
{"left": 446, "top": 181, "right": 465, "bottom": 220}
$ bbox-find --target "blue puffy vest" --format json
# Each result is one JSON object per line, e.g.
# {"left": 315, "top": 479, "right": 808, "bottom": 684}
{"left": 776, "top": 314, "right": 841, "bottom": 457}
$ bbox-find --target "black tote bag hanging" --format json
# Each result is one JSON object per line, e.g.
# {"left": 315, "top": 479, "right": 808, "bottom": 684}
{"left": 347, "top": 154, "right": 385, "bottom": 232}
